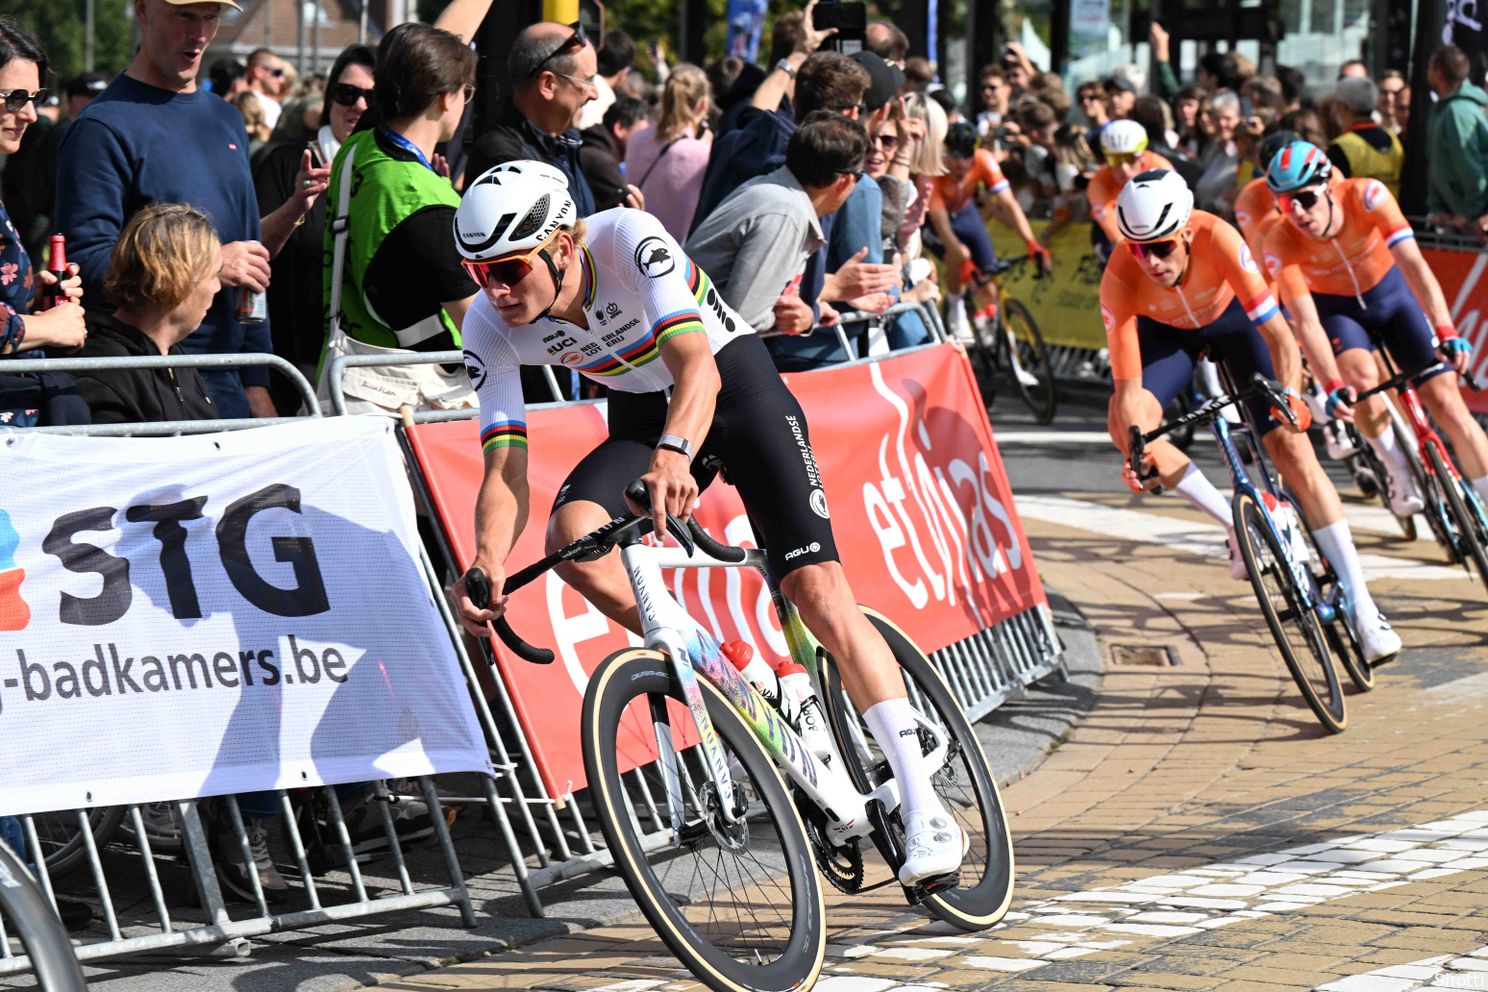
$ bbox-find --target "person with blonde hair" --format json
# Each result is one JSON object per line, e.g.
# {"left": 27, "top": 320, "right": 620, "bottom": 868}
{"left": 74, "top": 203, "right": 221, "bottom": 423}
{"left": 898, "top": 90, "right": 946, "bottom": 257}
{"left": 625, "top": 62, "right": 713, "bottom": 240}
{"left": 232, "top": 89, "right": 271, "bottom": 152}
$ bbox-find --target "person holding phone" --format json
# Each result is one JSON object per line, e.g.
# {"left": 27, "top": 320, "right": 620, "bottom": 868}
{"left": 251, "top": 44, "right": 373, "bottom": 412}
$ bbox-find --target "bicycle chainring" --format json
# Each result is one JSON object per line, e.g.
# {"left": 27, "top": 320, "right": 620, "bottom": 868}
{"left": 794, "top": 788, "right": 863, "bottom": 893}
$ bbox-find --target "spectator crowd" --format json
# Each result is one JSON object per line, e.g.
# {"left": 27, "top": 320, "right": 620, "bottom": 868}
{"left": 3, "top": 0, "right": 1488, "bottom": 914}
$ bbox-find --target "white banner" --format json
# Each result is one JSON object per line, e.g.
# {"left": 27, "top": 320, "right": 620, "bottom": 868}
{"left": 0, "top": 418, "right": 492, "bottom": 816}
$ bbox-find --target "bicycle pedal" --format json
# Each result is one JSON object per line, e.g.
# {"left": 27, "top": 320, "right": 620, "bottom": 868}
{"left": 900, "top": 870, "right": 961, "bottom": 905}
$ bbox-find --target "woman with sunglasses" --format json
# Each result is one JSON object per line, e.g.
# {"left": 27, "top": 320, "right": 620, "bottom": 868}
{"left": 252, "top": 44, "right": 372, "bottom": 413}
{"left": 1262, "top": 141, "right": 1488, "bottom": 516}
{"left": 0, "top": 16, "right": 87, "bottom": 369}
{"left": 450, "top": 159, "right": 970, "bottom": 887}
{"left": 1102, "top": 169, "right": 1400, "bottom": 663}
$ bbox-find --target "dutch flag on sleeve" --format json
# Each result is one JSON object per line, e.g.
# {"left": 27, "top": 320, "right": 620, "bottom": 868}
{"left": 1243, "top": 291, "right": 1281, "bottom": 326}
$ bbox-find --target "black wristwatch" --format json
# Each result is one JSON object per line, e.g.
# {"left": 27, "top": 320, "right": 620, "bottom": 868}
{"left": 656, "top": 433, "right": 694, "bottom": 462}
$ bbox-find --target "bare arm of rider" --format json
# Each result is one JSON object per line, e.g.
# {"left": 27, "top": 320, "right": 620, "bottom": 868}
{"left": 1278, "top": 284, "right": 1353, "bottom": 419}
{"left": 1391, "top": 239, "right": 1460, "bottom": 361}
{"left": 988, "top": 187, "right": 1052, "bottom": 270}
{"left": 635, "top": 332, "right": 721, "bottom": 539}
{"left": 1253, "top": 311, "right": 1310, "bottom": 431}
{"left": 453, "top": 446, "right": 530, "bottom": 636}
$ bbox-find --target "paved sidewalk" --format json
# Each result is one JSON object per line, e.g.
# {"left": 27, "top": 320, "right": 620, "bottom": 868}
{"left": 372, "top": 491, "right": 1488, "bottom": 992}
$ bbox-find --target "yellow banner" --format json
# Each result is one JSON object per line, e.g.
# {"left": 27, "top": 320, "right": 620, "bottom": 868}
{"left": 988, "top": 221, "right": 1106, "bottom": 350}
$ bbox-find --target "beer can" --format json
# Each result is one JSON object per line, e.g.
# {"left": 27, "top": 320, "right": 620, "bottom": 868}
{"left": 237, "top": 286, "right": 267, "bottom": 325}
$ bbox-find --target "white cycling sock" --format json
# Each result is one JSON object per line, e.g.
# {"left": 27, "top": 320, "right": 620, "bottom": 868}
{"left": 1473, "top": 475, "right": 1488, "bottom": 503}
{"left": 1364, "top": 425, "right": 1410, "bottom": 480}
{"left": 863, "top": 697, "right": 947, "bottom": 819}
{"left": 1312, "top": 519, "right": 1375, "bottom": 617}
{"left": 1173, "top": 463, "right": 1233, "bottom": 527}
{"left": 945, "top": 293, "right": 966, "bottom": 330}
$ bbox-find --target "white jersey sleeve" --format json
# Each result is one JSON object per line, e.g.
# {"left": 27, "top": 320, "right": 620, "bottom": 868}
{"left": 461, "top": 295, "right": 530, "bottom": 453}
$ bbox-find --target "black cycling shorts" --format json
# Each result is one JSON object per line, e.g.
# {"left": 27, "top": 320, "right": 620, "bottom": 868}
{"left": 552, "top": 334, "right": 840, "bottom": 581}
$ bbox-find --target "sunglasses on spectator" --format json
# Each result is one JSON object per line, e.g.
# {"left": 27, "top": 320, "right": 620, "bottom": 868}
{"left": 871, "top": 132, "right": 899, "bottom": 151}
{"left": 330, "top": 83, "right": 374, "bottom": 107}
{"left": 269, "top": 67, "right": 286, "bottom": 78}
{"left": 2, "top": 88, "right": 50, "bottom": 113}
{"left": 1104, "top": 151, "right": 1138, "bottom": 167}
{"left": 1279, "top": 187, "right": 1324, "bottom": 211}
{"left": 1079, "top": 93, "right": 1103, "bottom": 102}
{"left": 531, "top": 21, "right": 588, "bottom": 78}
{"left": 1127, "top": 237, "right": 1183, "bottom": 260}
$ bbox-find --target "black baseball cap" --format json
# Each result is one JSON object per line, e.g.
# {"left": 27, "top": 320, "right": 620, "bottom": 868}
{"left": 851, "top": 50, "right": 907, "bottom": 112}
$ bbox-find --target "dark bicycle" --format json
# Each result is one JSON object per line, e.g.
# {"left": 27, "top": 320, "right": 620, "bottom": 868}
{"left": 955, "top": 256, "right": 1058, "bottom": 424}
{"left": 1130, "top": 373, "right": 1352, "bottom": 733}
{"left": 1353, "top": 354, "right": 1488, "bottom": 592}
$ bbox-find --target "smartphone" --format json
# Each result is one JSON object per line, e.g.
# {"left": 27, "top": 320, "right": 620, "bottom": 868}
{"left": 306, "top": 140, "right": 327, "bottom": 168}
{"left": 814, "top": 1, "right": 867, "bottom": 55}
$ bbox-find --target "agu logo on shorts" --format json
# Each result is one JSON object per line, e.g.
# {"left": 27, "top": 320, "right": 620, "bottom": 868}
{"left": 0, "top": 508, "right": 30, "bottom": 631}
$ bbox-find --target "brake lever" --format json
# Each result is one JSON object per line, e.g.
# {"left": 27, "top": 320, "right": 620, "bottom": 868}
{"left": 1127, "top": 425, "right": 1164, "bottom": 495}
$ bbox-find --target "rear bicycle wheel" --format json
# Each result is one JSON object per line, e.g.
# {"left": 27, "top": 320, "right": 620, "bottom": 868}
{"left": 820, "top": 610, "right": 1014, "bottom": 931}
{"left": 1285, "top": 495, "right": 1376, "bottom": 692}
{"left": 581, "top": 649, "right": 825, "bottom": 992}
{"left": 29, "top": 806, "right": 127, "bottom": 880}
{"left": 0, "top": 842, "right": 88, "bottom": 992}
{"left": 1233, "top": 492, "right": 1347, "bottom": 733}
{"left": 1427, "top": 443, "right": 1488, "bottom": 588}
{"left": 1000, "top": 299, "right": 1057, "bottom": 424}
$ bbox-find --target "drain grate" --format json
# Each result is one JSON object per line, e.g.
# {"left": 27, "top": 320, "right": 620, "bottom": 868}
{"left": 1110, "top": 643, "right": 1180, "bottom": 667}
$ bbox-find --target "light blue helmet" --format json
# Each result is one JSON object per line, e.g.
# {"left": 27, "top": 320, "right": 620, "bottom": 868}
{"left": 1265, "top": 140, "right": 1332, "bottom": 194}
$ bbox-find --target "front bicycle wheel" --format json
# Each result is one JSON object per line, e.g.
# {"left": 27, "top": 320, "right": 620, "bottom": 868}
{"left": 1428, "top": 443, "right": 1488, "bottom": 588}
{"left": 821, "top": 610, "right": 1014, "bottom": 932}
{"left": 0, "top": 842, "right": 88, "bottom": 992}
{"left": 582, "top": 648, "right": 825, "bottom": 992}
{"left": 1001, "top": 299, "right": 1057, "bottom": 424}
{"left": 1233, "top": 492, "right": 1347, "bottom": 733}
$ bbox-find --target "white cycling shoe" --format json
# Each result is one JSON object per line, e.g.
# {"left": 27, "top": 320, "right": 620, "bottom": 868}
{"left": 898, "top": 809, "right": 967, "bottom": 886}
{"left": 1386, "top": 472, "right": 1425, "bottom": 517}
{"left": 1013, "top": 364, "right": 1041, "bottom": 387}
{"left": 946, "top": 308, "right": 975, "bottom": 344}
{"left": 1348, "top": 606, "right": 1403, "bottom": 664}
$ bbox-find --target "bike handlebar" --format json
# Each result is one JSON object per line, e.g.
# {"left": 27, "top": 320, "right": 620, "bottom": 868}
{"left": 463, "top": 481, "right": 752, "bottom": 665}
{"left": 1133, "top": 373, "right": 1296, "bottom": 456}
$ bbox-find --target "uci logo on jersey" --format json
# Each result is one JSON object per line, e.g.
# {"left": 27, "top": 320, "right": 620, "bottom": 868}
{"left": 634, "top": 236, "right": 677, "bottom": 279}
{"left": 0, "top": 509, "right": 31, "bottom": 631}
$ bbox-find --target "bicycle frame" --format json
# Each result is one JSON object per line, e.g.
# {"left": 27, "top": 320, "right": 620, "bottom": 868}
{"left": 617, "top": 540, "right": 944, "bottom": 847}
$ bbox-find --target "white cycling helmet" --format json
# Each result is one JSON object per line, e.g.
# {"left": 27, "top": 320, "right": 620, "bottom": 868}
{"left": 1099, "top": 118, "right": 1149, "bottom": 156}
{"left": 1115, "top": 169, "right": 1193, "bottom": 243}
{"left": 454, "top": 160, "right": 576, "bottom": 261}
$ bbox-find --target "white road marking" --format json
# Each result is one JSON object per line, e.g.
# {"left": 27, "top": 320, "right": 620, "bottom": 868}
{"left": 995, "top": 430, "right": 1112, "bottom": 445}
{"left": 822, "top": 812, "right": 1488, "bottom": 976}
{"left": 1316, "top": 947, "right": 1488, "bottom": 991}
{"left": 1015, "top": 494, "right": 1465, "bottom": 582}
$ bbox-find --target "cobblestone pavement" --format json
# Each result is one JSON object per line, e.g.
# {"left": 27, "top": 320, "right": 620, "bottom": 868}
{"left": 378, "top": 491, "right": 1488, "bottom": 992}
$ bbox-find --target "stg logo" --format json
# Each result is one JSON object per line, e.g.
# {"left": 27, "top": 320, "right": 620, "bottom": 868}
{"left": 0, "top": 509, "right": 29, "bottom": 631}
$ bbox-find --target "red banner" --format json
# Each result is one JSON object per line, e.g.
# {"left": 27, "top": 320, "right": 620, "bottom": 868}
{"left": 407, "top": 343, "right": 1047, "bottom": 797}
{"left": 1421, "top": 247, "right": 1488, "bottom": 415}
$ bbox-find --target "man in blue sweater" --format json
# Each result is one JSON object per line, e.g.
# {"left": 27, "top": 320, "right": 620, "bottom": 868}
{"left": 55, "top": 0, "right": 276, "bottom": 419}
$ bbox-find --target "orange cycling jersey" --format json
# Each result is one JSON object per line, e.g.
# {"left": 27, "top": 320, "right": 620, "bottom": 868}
{"left": 929, "top": 148, "right": 1009, "bottom": 215}
{"left": 1099, "top": 211, "right": 1280, "bottom": 381}
{"left": 1232, "top": 177, "right": 1281, "bottom": 260}
{"left": 1262, "top": 177, "right": 1414, "bottom": 303}
{"left": 1086, "top": 150, "right": 1173, "bottom": 243}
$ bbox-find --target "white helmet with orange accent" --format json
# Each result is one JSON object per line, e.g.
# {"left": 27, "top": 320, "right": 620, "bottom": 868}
{"left": 1115, "top": 169, "right": 1193, "bottom": 243}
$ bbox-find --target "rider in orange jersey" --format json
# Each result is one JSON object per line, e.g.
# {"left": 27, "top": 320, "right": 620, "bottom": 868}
{"left": 1103, "top": 169, "right": 1400, "bottom": 662}
{"left": 1262, "top": 140, "right": 1488, "bottom": 514}
{"left": 1232, "top": 131, "right": 1304, "bottom": 262}
{"left": 927, "top": 121, "right": 1049, "bottom": 339}
{"left": 1086, "top": 119, "right": 1172, "bottom": 254}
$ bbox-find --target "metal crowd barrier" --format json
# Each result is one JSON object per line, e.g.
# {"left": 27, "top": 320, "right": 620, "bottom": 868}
{"left": 2, "top": 353, "right": 323, "bottom": 434}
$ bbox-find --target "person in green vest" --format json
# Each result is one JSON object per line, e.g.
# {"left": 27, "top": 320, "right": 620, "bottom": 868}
{"left": 1326, "top": 76, "right": 1404, "bottom": 198}
{"left": 1425, "top": 44, "right": 1488, "bottom": 241}
{"left": 322, "top": 19, "right": 481, "bottom": 412}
